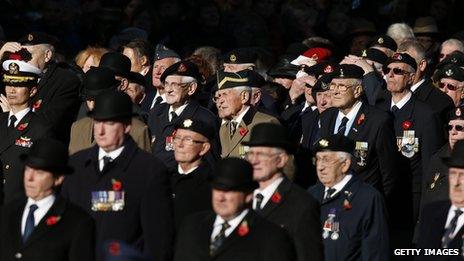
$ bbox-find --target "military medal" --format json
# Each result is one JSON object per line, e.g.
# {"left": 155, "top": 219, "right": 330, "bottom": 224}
{"left": 398, "top": 130, "right": 419, "bottom": 158}
{"left": 354, "top": 141, "right": 368, "bottom": 166}
{"left": 331, "top": 222, "right": 340, "bottom": 240}
{"left": 322, "top": 208, "right": 336, "bottom": 239}
{"left": 430, "top": 173, "right": 440, "bottom": 189}
{"left": 91, "top": 190, "right": 125, "bottom": 212}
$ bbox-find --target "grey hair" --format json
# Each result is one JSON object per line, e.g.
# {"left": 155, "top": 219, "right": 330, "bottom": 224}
{"left": 387, "top": 23, "right": 415, "bottom": 45}
{"left": 398, "top": 40, "right": 426, "bottom": 63}
{"left": 39, "top": 43, "right": 55, "bottom": 59}
{"left": 441, "top": 39, "right": 464, "bottom": 52}
{"left": 336, "top": 151, "right": 352, "bottom": 162}
{"left": 180, "top": 76, "right": 198, "bottom": 84}
{"left": 233, "top": 86, "right": 252, "bottom": 96}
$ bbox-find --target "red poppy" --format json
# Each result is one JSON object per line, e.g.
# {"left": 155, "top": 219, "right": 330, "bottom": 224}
{"left": 46, "top": 215, "right": 61, "bottom": 226}
{"left": 239, "top": 127, "right": 248, "bottom": 136}
{"left": 108, "top": 242, "right": 121, "bottom": 256}
{"left": 112, "top": 179, "right": 122, "bottom": 191}
{"left": 17, "top": 123, "right": 28, "bottom": 131}
{"left": 402, "top": 120, "right": 412, "bottom": 130}
{"left": 271, "top": 191, "right": 282, "bottom": 203}
{"left": 237, "top": 221, "right": 249, "bottom": 236}
{"left": 32, "top": 100, "right": 42, "bottom": 110}
{"left": 356, "top": 113, "right": 365, "bottom": 125}
{"left": 9, "top": 53, "right": 21, "bottom": 60}
{"left": 343, "top": 199, "right": 352, "bottom": 210}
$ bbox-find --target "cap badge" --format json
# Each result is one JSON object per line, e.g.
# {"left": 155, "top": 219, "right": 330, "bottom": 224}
{"left": 361, "top": 49, "right": 367, "bottom": 57}
{"left": 27, "top": 34, "right": 33, "bottom": 41}
{"left": 230, "top": 54, "right": 237, "bottom": 62}
{"left": 456, "top": 108, "right": 462, "bottom": 117}
{"left": 183, "top": 119, "right": 193, "bottom": 127}
{"left": 393, "top": 53, "right": 402, "bottom": 60}
{"left": 8, "top": 63, "right": 19, "bottom": 75}
{"left": 378, "top": 38, "right": 384, "bottom": 44}
{"left": 340, "top": 69, "right": 344, "bottom": 78}
{"left": 324, "top": 65, "right": 334, "bottom": 73}
{"left": 177, "top": 63, "right": 187, "bottom": 73}
{"left": 321, "top": 82, "right": 329, "bottom": 90}
{"left": 446, "top": 69, "right": 453, "bottom": 77}
{"left": 319, "top": 139, "right": 329, "bottom": 147}
{"left": 451, "top": 58, "right": 458, "bottom": 63}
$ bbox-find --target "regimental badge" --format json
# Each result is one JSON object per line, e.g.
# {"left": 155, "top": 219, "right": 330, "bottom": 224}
{"left": 456, "top": 108, "right": 462, "bottom": 117}
{"left": 319, "top": 139, "right": 329, "bottom": 147}
{"left": 361, "top": 49, "right": 367, "bottom": 58}
{"left": 397, "top": 130, "right": 419, "bottom": 158}
{"left": 430, "top": 172, "right": 440, "bottom": 189}
{"left": 177, "top": 63, "right": 187, "bottom": 73}
{"left": 378, "top": 37, "right": 384, "bottom": 44}
{"left": 354, "top": 141, "right": 368, "bottom": 166}
{"left": 339, "top": 69, "right": 344, "bottom": 78}
{"left": 324, "top": 65, "right": 334, "bottom": 74}
{"left": 321, "top": 82, "right": 329, "bottom": 90}
{"left": 183, "top": 119, "right": 193, "bottom": 127}
{"left": 27, "top": 34, "right": 33, "bottom": 42}
{"left": 91, "top": 190, "right": 125, "bottom": 211}
{"left": 452, "top": 58, "right": 458, "bottom": 63}
{"left": 8, "top": 63, "right": 19, "bottom": 75}
{"left": 393, "top": 53, "right": 402, "bottom": 60}
{"left": 446, "top": 69, "right": 454, "bottom": 77}
{"left": 230, "top": 54, "right": 237, "bottom": 62}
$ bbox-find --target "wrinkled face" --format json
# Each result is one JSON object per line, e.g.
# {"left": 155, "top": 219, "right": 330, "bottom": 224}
{"left": 23, "top": 45, "right": 49, "bottom": 71}
{"left": 316, "top": 91, "right": 332, "bottom": 113}
{"left": 123, "top": 47, "right": 143, "bottom": 73}
{"left": 223, "top": 63, "right": 253, "bottom": 73}
{"left": 449, "top": 167, "right": 464, "bottom": 208}
{"left": 124, "top": 82, "right": 145, "bottom": 104}
{"left": 273, "top": 78, "right": 293, "bottom": 89}
{"left": 152, "top": 58, "right": 178, "bottom": 88}
{"left": 315, "top": 151, "right": 350, "bottom": 188}
{"left": 329, "top": 78, "right": 360, "bottom": 111}
{"left": 212, "top": 189, "right": 252, "bottom": 221}
{"left": 94, "top": 120, "right": 130, "bottom": 152}
{"left": 385, "top": 62, "right": 414, "bottom": 93}
{"left": 438, "top": 78, "right": 464, "bottom": 107}
{"left": 449, "top": 119, "right": 464, "bottom": 148}
{"left": 439, "top": 43, "right": 459, "bottom": 62}
{"left": 83, "top": 55, "right": 97, "bottom": 73}
{"left": 250, "top": 88, "right": 261, "bottom": 106}
{"left": 24, "top": 166, "right": 63, "bottom": 201}
{"left": 246, "top": 147, "right": 286, "bottom": 182}
{"left": 214, "top": 88, "right": 245, "bottom": 119}
{"left": 5, "top": 86, "right": 36, "bottom": 107}
{"left": 164, "top": 75, "right": 195, "bottom": 106}
{"left": 115, "top": 76, "right": 129, "bottom": 92}
{"left": 174, "top": 129, "right": 209, "bottom": 163}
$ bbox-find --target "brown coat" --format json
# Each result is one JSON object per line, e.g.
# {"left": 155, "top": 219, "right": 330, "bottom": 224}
{"left": 68, "top": 116, "right": 151, "bottom": 154}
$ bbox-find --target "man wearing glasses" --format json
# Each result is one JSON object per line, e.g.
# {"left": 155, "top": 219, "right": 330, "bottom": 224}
{"left": 434, "top": 64, "right": 464, "bottom": 108}
{"left": 148, "top": 60, "right": 220, "bottom": 171}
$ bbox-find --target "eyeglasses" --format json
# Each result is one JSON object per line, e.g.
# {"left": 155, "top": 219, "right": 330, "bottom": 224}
{"left": 448, "top": 124, "right": 464, "bottom": 132}
{"left": 163, "top": 81, "right": 192, "bottom": 89}
{"left": 244, "top": 151, "right": 280, "bottom": 160}
{"left": 329, "top": 83, "right": 357, "bottom": 92}
{"left": 382, "top": 67, "right": 411, "bottom": 76}
{"left": 438, "top": 82, "right": 459, "bottom": 91}
{"left": 173, "top": 136, "right": 206, "bottom": 146}
{"left": 312, "top": 156, "right": 340, "bottom": 166}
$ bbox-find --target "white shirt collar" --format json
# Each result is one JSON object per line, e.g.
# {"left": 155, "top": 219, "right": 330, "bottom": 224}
{"left": 324, "top": 174, "right": 352, "bottom": 198}
{"left": 212, "top": 209, "right": 249, "bottom": 239}
{"left": 177, "top": 164, "right": 200, "bottom": 175}
{"left": 98, "top": 146, "right": 125, "bottom": 161}
{"left": 8, "top": 107, "right": 31, "bottom": 127}
{"left": 335, "top": 101, "right": 363, "bottom": 136}
{"left": 390, "top": 91, "right": 412, "bottom": 110}
{"left": 22, "top": 194, "right": 56, "bottom": 234}
{"left": 253, "top": 177, "right": 284, "bottom": 209}
{"left": 301, "top": 101, "right": 316, "bottom": 113}
{"left": 410, "top": 79, "right": 425, "bottom": 93}
{"left": 150, "top": 92, "right": 166, "bottom": 109}
{"left": 168, "top": 103, "right": 188, "bottom": 121}
{"left": 232, "top": 106, "right": 250, "bottom": 124}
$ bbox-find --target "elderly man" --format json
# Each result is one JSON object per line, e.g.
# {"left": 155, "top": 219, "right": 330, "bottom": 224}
{"left": 308, "top": 134, "right": 389, "bottom": 261}
{"left": 417, "top": 140, "right": 464, "bottom": 258}
{"left": 62, "top": 91, "right": 173, "bottom": 261}
{"left": 150, "top": 44, "right": 180, "bottom": 109}
{"left": 215, "top": 70, "right": 279, "bottom": 158}
{"left": 0, "top": 53, "right": 52, "bottom": 204}
{"left": 434, "top": 64, "right": 464, "bottom": 108}
{"left": 171, "top": 118, "right": 215, "bottom": 229}
{"left": 148, "top": 60, "right": 220, "bottom": 171}
{"left": 222, "top": 48, "right": 257, "bottom": 72}
{"left": 439, "top": 39, "right": 464, "bottom": 62}
{"left": 174, "top": 158, "right": 295, "bottom": 261}
{"left": 0, "top": 138, "right": 95, "bottom": 261}
{"left": 0, "top": 33, "right": 80, "bottom": 144}
{"left": 243, "top": 123, "right": 323, "bottom": 261}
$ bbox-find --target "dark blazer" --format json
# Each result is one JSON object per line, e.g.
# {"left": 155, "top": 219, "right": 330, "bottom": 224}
{"left": 416, "top": 200, "right": 464, "bottom": 261}
{"left": 258, "top": 178, "right": 323, "bottom": 261}
{"left": 31, "top": 62, "right": 81, "bottom": 144}
{"left": 148, "top": 100, "right": 220, "bottom": 171}
{"left": 308, "top": 175, "right": 390, "bottom": 261}
{"left": 0, "top": 196, "right": 95, "bottom": 261}
{"left": 280, "top": 102, "right": 311, "bottom": 144}
{"left": 61, "top": 136, "right": 174, "bottom": 261}
{"left": 319, "top": 103, "right": 401, "bottom": 198}
{"left": 0, "top": 111, "right": 51, "bottom": 204}
{"left": 171, "top": 162, "right": 212, "bottom": 229}
{"left": 174, "top": 210, "right": 295, "bottom": 261}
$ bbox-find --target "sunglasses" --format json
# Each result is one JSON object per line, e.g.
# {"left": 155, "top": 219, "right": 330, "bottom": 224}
{"left": 382, "top": 67, "right": 411, "bottom": 76}
{"left": 448, "top": 124, "right": 464, "bottom": 132}
{"left": 438, "top": 82, "right": 459, "bottom": 91}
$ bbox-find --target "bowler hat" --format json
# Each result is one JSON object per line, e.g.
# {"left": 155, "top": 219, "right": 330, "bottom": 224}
{"left": 99, "top": 52, "right": 131, "bottom": 78}
{"left": 211, "top": 158, "right": 257, "bottom": 192}
{"left": 242, "top": 123, "right": 295, "bottom": 153}
{"left": 82, "top": 67, "right": 120, "bottom": 100}
{"left": 444, "top": 140, "right": 464, "bottom": 168}
{"left": 20, "top": 138, "right": 73, "bottom": 174}
{"left": 88, "top": 91, "right": 133, "bottom": 121}
{"left": 314, "top": 134, "right": 355, "bottom": 155}
{"left": 413, "top": 17, "right": 439, "bottom": 36}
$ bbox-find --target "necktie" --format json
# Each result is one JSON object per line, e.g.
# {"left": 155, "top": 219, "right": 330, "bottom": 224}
{"left": 170, "top": 111, "right": 178, "bottom": 122}
{"left": 9, "top": 115, "right": 17, "bottom": 129}
{"left": 229, "top": 121, "right": 238, "bottom": 138}
{"left": 337, "top": 117, "right": 349, "bottom": 135}
{"left": 391, "top": 105, "right": 399, "bottom": 116}
{"left": 102, "top": 156, "right": 112, "bottom": 170}
{"left": 255, "top": 193, "right": 264, "bottom": 211}
{"left": 442, "top": 209, "right": 463, "bottom": 248}
{"left": 323, "top": 188, "right": 336, "bottom": 203}
{"left": 210, "top": 221, "right": 230, "bottom": 255}
{"left": 23, "top": 204, "right": 38, "bottom": 242}
{"left": 155, "top": 96, "right": 163, "bottom": 105}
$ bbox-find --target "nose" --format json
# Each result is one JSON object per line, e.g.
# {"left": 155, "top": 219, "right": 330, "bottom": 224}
{"left": 94, "top": 122, "right": 104, "bottom": 135}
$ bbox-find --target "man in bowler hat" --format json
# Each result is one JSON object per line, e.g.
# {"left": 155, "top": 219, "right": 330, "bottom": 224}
{"left": 174, "top": 157, "right": 295, "bottom": 261}
{"left": 0, "top": 138, "right": 95, "bottom": 261}
{"left": 243, "top": 122, "right": 323, "bottom": 261}
{"left": 62, "top": 91, "right": 174, "bottom": 261}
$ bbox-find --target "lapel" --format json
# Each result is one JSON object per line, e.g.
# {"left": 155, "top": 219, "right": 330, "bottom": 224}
{"left": 8, "top": 199, "right": 26, "bottom": 250}
{"left": 260, "top": 178, "right": 291, "bottom": 217}
{"left": 22, "top": 196, "right": 67, "bottom": 248}
{"left": 321, "top": 175, "right": 360, "bottom": 206}
{"left": 0, "top": 111, "right": 34, "bottom": 154}
{"left": 223, "top": 108, "right": 255, "bottom": 157}
{"left": 301, "top": 110, "right": 319, "bottom": 148}
{"left": 347, "top": 103, "right": 369, "bottom": 140}
{"left": 161, "top": 101, "right": 200, "bottom": 133}
{"left": 431, "top": 201, "right": 452, "bottom": 246}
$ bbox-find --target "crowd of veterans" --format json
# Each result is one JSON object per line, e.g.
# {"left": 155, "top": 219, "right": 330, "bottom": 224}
{"left": 1, "top": 1, "right": 464, "bottom": 261}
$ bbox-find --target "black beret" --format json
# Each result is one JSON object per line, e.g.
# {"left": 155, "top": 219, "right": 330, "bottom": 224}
{"left": 311, "top": 73, "right": 334, "bottom": 100}
{"left": 384, "top": 52, "right": 417, "bottom": 71}
{"left": 127, "top": 72, "right": 146, "bottom": 86}
{"left": 369, "top": 35, "right": 397, "bottom": 52}
{"left": 304, "top": 61, "right": 336, "bottom": 78}
{"left": 332, "top": 64, "right": 365, "bottom": 79}
{"left": 246, "top": 70, "right": 266, "bottom": 88}
{"left": 314, "top": 134, "right": 355, "bottom": 154}
{"left": 160, "top": 60, "right": 201, "bottom": 83}
{"left": 434, "top": 64, "right": 464, "bottom": 82}
{"left": 267, "top": 60, "right": 299, "bottom": 79}
{"left": 211, "top": 158, "right": 258, "bottom": 192}
{"left": 224, "top": 48, "right": 257, "bottom": 64}
{"left": 174, "top": 118, "right": 215, "bottom": 141}
{"left": 18, "top": 32, "right": 59, "bottom": 46}
{"left": 436, "top": 51, "right": 464, "bottom": 69}
{"left": 216, "top": 70, "right": 249, "bottom": 90}
{"left": 448, "top": 107, "right": 464, "bottom": 122}
{"left": 361, "top": 48, "right": 388, "bottom": 65}
{"left": 154, "top": 44, "right": 180, "bottom": 61}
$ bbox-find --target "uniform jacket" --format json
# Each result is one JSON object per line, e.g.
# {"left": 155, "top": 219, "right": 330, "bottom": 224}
{"left": 174, "top": 210, "right": 295, "bottom": 261}
{"left": 61, "top": 136, "right": 174, "bottom": 261}
{"left": 148, "top": 100, "right": 220, "bottom": 171}
{"left": 319, "top": 103, "right": 401, "bottom": 198}
{"left": 0, "top": 111, "right": 51, "bottom": 204}
{"left": 68, "top": 116, "right": 151, "bottom": 155}
{"left": 220, "top": 107, "right": 280, "bottom": 158}
{"left": 31, "top": 62, "right": 81, "bottom": 144}
{"left": 258, "top": 178, "right": 324, "bottom": 261}
{"left": 171, "top": 162, "right": 212, "bottom": 229}
{"left": 308, "top": 176, "right": 390, "bottom": 261}
{"left": 0, "top": 196, "right": 95, "bottom": 261}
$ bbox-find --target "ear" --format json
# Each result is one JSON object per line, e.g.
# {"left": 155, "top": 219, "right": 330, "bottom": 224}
{"left": 187, "top": 82, "right": 198, "bottom": 96}
{"left": 245, "top": 193, "right": 253, "bottom": 204}
{"left": 199, "top": 142, "right": 211, "bottom": 156}
{"left": 407, "top": 73, "right": 416, "bottom": 85}
{"left": 119, "top": 78, "right": 129, "bottom": 91}
{"left": 276, "top": 153, "right": 289, "bottom": 169}
{"left": 54, "top": 175, "right": 65, "bottom": 187}
{"left": 29, "top": 86, "right": 38, "bottom": 98}
{"left": 124, "top": 123, "right": 131, "bottom": 134}
{"left": 418, "top": 59, "right": 427, "bottom": 72}
{"left": 140, "top": 56, "right": 149, "bottom": 67}
{"left": 253, "top": 89, "right": 262, "bottom": 101}
{"left": 353, "top": 84, "right": 363, "bottom": 99}
{"left": 341, "top": 157, "right": 351, "bottom": 173}
{"left": 44, "top": 49, "right": 53, "bottom": 63}
{"left": 241, "top": 91, "right": 250, "bottom": 105}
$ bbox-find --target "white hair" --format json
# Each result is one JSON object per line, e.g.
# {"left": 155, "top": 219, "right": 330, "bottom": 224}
{"left": 387, "top": 23, "right": 415, "bottom": 45}
{"left": 398, "top": 40, "right": 426, "bottom": 62}
{"left": 233, "top": 86, "right": 252, "bottom": 96}
{"left": 336, "top": 151, "right": 352, "bottom": 162}
{"left": 441, "top": 39, "right": 464, "bottom": 52}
